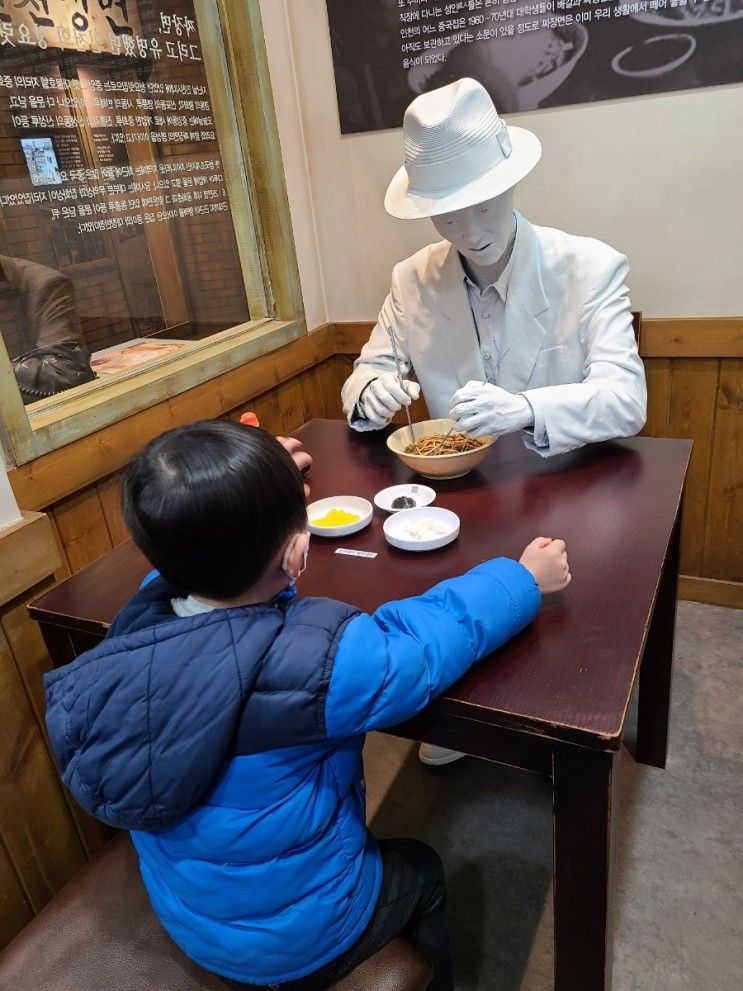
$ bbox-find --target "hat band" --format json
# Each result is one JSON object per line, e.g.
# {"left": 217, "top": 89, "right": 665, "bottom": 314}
{"left": 405, "top": 123, "right": 512, "bottom": 197}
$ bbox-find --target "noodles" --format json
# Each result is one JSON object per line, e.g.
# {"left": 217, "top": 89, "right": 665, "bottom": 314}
{"left": 405, "top": 432, "right": 484, "bottom": 456}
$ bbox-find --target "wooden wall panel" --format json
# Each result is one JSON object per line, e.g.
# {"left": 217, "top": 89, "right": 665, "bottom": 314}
{"left": 52, "top": 489, "right": 114, "bottom": 573}
{"left": 96, "top": 473, "right": 129, "bottom": 548}
{"left": 0, "top": 841, "right": 32, "bottom": 948}
{"left": 317, "top": 359, "right": 345, "bottom": 420}
{"left": 0, "top": 591, "right": 114, "bottom": 860}
{"left": 642, "top": 358, "right": 672, "bottom": 438}
{"left": 335, "top": 354, "right": 354, "bottom": 398}
{"left": 1, "top": 595, "right": 57, "bottom": 729}
{"left": 0, "top": 625, "right": 87, "bottom": 915}
{"left": 226, "top": 359, "right": 342, "bottom": 434}
{"left": 703, "top": 359, "right": 743, "bottom": 582}
{"left": 666, "top": 359, "right": 719, "bottom": 577}
{"left": 328, "top": 357, "right": 351, "bottom": 420}
{"left": 275, "top": 373, "right": 316, "bottom": 435}
{"left": 244, "top": 390, "right": 284, "bottom": 434}
{"left": 640, "top": 340, "right": 741, "bottom": 604}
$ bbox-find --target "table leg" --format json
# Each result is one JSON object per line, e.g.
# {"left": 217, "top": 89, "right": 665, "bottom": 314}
{"left": 636, "top": 510, "right": 681, "bottom": 769}
{"left": 38, "top": 621, "right": 78, "bottom": 668}
{"left": 553, "top": 743, "right": 619, "bottom": 991}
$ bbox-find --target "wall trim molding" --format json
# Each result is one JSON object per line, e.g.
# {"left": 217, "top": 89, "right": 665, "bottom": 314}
{"left": 331, "top": 318, "right": 743, "bottom": 359}
{"left": 640, "top": 318, "right": 743, "bottom": 358}
{"left": 334, "top": 322, "right": 374, "bottom": 353}
{"left": 678, "top": 576, "right": 743, "bottom": 610}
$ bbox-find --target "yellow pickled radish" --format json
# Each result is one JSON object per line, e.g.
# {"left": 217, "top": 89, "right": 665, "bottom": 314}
{"left": 312, "top": 508, "right": 361, "bottom": 528}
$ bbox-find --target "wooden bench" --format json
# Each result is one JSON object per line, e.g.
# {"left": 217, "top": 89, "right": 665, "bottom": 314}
{"left": 0, "top": 834, "right": 431, "bottom": 991}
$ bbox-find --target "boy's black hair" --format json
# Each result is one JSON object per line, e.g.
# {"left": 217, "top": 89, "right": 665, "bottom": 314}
{"left": 122, "top": 420, "right": 307, "bottom": 601}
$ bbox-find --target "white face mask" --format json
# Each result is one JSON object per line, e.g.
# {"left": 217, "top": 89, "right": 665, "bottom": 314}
{"left": 281, "top": 530, "right": 310, "bottom": 587}
{"left": 431, "top": 191, "right": 516, "bottom": 268}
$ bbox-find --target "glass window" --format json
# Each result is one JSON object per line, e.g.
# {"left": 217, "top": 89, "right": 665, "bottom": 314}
{"left": 0, "top": 0, "right": 291, "bottom": 427}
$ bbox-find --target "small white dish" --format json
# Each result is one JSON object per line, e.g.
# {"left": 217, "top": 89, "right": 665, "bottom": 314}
{"left": 383, "top": 506, "right": 460, "bottom": 552}
{"left": 374, "top": 483, "right": 436, "bottom": 514}
{"left": 307, "top": 496, "right": 373, "bottom": 538}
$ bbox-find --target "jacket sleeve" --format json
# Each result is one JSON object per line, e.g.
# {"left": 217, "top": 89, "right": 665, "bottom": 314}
{"left": 521, "top": 251, "right": 647, "bottom": 457}
{"left": 341, "top": 263, "right": 411, "bottom": 431}
{"left": 324, "top": 557, "right": 540, "bottom": 738}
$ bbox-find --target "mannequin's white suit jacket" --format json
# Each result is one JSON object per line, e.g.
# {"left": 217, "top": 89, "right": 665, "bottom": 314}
{"left": 342, "top": 213, "right": 647, "bottom": 457}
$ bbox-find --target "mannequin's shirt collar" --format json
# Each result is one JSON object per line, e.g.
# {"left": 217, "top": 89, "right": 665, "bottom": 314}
{"left": 458, "top": 214, "right": 518, "bottom": 302}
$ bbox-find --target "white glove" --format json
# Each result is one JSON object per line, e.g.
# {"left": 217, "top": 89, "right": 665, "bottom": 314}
{"left": 358, "top": 374, "right": 421, "bottom": 428}
{"left": 449, "top": 381, "right": 533, "bottom": 437}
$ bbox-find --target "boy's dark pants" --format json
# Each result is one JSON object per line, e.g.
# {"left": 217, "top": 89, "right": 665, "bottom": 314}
{"left": 247, "top": 838, "right": 453, "bottom": 991}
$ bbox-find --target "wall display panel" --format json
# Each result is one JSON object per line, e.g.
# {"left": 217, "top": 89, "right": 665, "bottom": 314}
{"left": 0, "top": 0, "right": 251, "bottom": 400}
{"left": 326, "top": 0, "right": 743, "bottom": 134}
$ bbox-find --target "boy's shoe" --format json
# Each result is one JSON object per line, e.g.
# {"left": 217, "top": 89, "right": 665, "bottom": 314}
{"left": 418, "top": 743, "right": 465, "bottom": 765}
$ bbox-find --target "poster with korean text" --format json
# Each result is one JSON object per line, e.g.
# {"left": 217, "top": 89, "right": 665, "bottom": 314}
{"left": 326, "top": 0, "right": 743, "bottom": 133}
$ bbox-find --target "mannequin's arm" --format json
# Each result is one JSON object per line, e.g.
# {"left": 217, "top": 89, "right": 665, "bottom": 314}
{"left": 341, "top": 267, "right": 412, "bottom": 431}
{"left": 521, "top": 256, "right": 646, "bottom": 457}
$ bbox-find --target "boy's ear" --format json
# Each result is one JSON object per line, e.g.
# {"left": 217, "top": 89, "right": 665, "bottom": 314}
{"left": 284, "top": 530, "right": 309, "bottom": 579}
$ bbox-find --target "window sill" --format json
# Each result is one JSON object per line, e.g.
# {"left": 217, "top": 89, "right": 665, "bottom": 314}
{"left": 11, "top": 317, "right": 304, "bottom": 464}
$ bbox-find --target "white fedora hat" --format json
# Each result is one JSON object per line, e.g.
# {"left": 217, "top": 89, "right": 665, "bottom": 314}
{"left": 385, "top": 78, "right": 541, "bottom": 220}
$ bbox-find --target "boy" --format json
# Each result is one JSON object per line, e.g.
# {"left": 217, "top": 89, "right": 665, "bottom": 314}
{"left": 44, "top": 420, "right": 570, "bottom": 990}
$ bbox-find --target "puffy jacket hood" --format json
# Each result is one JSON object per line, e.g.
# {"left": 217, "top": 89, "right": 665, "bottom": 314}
{"left": 43, "top": 577, "right": 355, "bottom": 830}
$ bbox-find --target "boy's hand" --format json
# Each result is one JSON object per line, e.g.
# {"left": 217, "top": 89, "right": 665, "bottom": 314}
{"left": 519, "top": 537, "right": 571, "bottom": 594}
{"left": 277, "top": 436, "right": 312, "bottom": 497}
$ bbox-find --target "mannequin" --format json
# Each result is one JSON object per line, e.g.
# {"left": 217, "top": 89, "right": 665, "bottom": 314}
{"left": 342, "top": 78, "right": 646, "bottom": 764}
{"left": 342, "top": 78, "right": 646, "bottom": 461}
{"left": 428, "top": 188, "right": 534, "bottom": 438}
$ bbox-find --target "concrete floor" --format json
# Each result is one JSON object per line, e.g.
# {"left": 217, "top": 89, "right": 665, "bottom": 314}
{"left": 362, "top": 601, "right": 743, "bottom": 990}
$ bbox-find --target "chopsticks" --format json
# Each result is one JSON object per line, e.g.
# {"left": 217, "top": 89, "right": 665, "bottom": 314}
{"left": 385, "top": 324, "right": 416, "bottom": 446}
{"left": 432, "top": 376, "right": 484, "bottom": 453}
{"left": 432, "top": 423, "right": 456, "bottom": 455}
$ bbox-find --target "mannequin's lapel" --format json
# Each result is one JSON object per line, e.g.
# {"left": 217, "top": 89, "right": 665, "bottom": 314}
{"left": 497, "top": 214, "right": 548, "bottom": 392}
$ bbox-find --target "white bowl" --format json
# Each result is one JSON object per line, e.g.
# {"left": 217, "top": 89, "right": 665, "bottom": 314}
{"left": 387, "top": 418, "right": 496, "bottom": 480}
{"left": 307, "top": 496, "right": 373, "bottom": 538}
{"left": 374, "top": 483, "right": 436, "bottom": 514}
{"left": 383, "top": 506, "right": 460, "bottom": 552}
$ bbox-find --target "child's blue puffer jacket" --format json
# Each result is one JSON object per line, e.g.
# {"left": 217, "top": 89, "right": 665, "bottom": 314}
{"left": 44, "top": 559, "right": 539, "bottom": 984}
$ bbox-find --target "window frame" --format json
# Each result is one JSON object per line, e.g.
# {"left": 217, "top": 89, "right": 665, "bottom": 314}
{"left": 0, "top": 0, "right": 304, "bottom": 467}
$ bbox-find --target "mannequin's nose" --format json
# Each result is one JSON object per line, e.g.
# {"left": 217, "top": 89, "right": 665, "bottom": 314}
{"left": 457, "top": 210, "right": 481, "bottom": 241}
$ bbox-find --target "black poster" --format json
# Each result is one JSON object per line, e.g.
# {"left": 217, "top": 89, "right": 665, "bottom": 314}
{"left": 326, "top": 0, "right": 743, "bottom": 134}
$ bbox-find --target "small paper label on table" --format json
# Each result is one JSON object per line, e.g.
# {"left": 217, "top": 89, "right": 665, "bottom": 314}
{"left": 335, "top": 548, "right": 377, "bottom": 559}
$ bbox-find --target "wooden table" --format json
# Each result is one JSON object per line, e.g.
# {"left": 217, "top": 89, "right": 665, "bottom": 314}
{"left": 29, "top": 420, "right": 691, "bottom": 991}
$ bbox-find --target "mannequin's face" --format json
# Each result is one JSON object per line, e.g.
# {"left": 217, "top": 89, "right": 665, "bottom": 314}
{"left": 431, "top": 190, "right": 516, "bottom": 268}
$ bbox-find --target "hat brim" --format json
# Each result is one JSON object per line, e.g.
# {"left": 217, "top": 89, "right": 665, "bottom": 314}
{"left": 384, "top": 126, "right": 541, "bottom": 220}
